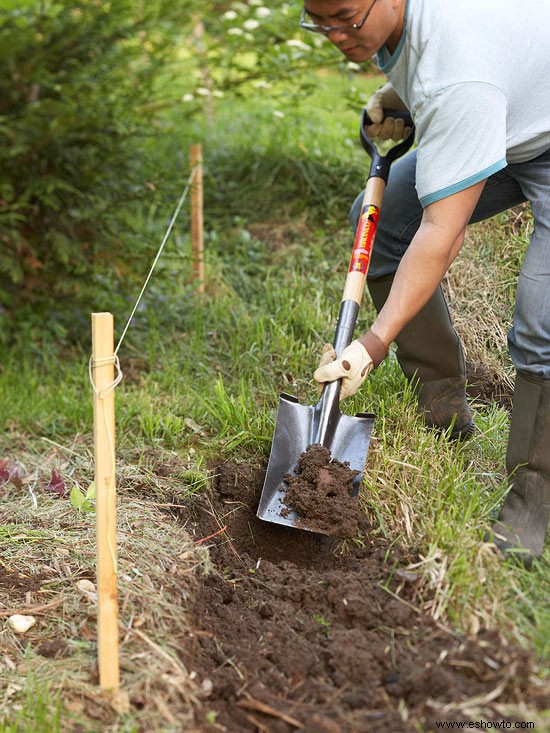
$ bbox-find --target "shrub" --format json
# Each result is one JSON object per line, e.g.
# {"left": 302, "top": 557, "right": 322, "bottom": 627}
{"left": 0, "top": 0, "right": 194, "bottom": 339}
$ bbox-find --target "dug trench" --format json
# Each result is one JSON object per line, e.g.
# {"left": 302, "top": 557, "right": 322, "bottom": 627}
{"left": 179, "top": 450, "right": 547, "bottom": 733}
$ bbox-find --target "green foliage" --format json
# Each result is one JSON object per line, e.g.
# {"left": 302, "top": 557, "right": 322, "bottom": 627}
{"left": 69, "top": 481, "right": 95, "bottom": 512}
{"left": 0, "top": 0, "right": 194, "bottom": 339}
{"left": 188, "top": 2, "right": 346, "bottom": 105}
{"left": 0, "top": 669, "right": 61, "bottom": 732}
{"left": 0, "top": 0, "right": 372, "bottom": 345}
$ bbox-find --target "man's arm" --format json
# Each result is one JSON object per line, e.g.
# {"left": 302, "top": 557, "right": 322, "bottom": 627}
{"left": 314, "top": 180, "right": 487, "bottom": 399}
{"left": 361, "top": 180, "right": 486, "bottom": 352}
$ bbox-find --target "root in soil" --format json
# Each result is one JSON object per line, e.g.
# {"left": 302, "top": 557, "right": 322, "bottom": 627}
{"left": 181, "top": 462, "right": 548, "bottom": 733}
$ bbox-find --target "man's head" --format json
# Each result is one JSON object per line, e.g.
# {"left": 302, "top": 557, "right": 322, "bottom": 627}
{"left": 301, "top": 0, "right": 406, "bottom": 62}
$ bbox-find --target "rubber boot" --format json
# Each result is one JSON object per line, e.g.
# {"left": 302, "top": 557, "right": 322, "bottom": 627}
{"left": 368, "top": 275, "right": 474, "bottom": 439}
{"left": 491, "top": 371, "right": 550, "bottom": 566}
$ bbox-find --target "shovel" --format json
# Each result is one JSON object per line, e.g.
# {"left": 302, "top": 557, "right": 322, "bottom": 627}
{"left": 257, "top": 108, "right": 415, "bottom": 532}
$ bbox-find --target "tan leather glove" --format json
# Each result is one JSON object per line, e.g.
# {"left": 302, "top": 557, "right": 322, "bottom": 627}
{"left": 365, "top": 82, "right": 412, "bottom": 142}
{"left": 314, "top": 340, "right": 374, "bottom": 400}
{"left": 316, "top": 343, "right": 337, "bottom": 395}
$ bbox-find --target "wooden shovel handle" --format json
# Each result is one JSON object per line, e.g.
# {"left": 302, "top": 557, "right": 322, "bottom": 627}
{"left": 342, "top": 176, "right": 386, "bottom": 305}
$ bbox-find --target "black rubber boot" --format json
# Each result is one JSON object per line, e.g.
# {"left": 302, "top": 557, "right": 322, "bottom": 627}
{"left": 491, "top": 372, "right": 550, "bottom": 567}
{"left": 368, "top": 275, "right": 474, "bottom": 439}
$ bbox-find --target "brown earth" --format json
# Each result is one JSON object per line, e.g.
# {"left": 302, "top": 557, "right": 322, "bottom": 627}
{"left": 181, "top": 461, "right": 547, "bottom": 733}
{"left": 466, "top": 361, "right": 513, "bottom": 410}
{"left": 0, "top": 566, "right": 46, "bottom": 598}
{"left": 282, "top": 444, "right": 363, "bottom": 538}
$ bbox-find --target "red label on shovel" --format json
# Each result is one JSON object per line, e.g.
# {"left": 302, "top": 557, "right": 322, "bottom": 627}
{"left": 349, "top": 204, "right": 380, "bottom": 274}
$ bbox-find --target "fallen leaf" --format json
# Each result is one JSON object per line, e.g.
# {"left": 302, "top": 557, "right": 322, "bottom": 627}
{"left": 0, "top": 459, "right": 8, "bottom": 485}
{"left": 47, "top": 468, "right": 67, "bottom": 497}
{"left": 64, "top": 697, "right": 85, "bottom": 714}
{"left": 0, "top": 458, "right": 23, "bottom": 490}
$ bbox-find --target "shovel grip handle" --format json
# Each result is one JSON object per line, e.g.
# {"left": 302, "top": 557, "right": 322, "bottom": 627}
{"left": 332, "top": 110, "right": 415, "bottom": 350}
{"left": 360, "top": 108, "right": 415, "bottom": 175}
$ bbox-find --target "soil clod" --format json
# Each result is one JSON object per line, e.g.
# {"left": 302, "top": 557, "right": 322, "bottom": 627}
{"left": 281, "top": 444, "right": 363, "bottom": 538}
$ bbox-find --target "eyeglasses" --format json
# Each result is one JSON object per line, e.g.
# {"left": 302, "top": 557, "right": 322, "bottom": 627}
{"left": 300, "top": 0, "right": 378, "bottom": 35}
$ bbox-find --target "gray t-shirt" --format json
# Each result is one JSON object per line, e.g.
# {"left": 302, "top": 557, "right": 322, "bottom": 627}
{"left": 377, "top": 0, "right": 550, "bottom": 206}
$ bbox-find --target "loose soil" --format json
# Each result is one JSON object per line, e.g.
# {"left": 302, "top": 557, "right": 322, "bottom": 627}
{"left": 282, "top": 444, "right": 363, "bottom": 538}
{"left": 466, "top": 361, "right": 513, "bottom": 410}
{"left": 0, "top": 566, "right": 46, "bottom": 599}
{"left": 181, "top": 461, "right": 547, "bottom": 733}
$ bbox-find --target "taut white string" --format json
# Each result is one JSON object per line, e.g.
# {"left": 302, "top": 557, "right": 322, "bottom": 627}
{"left": 114, "top": 164, "right": 199, "bottom": 356}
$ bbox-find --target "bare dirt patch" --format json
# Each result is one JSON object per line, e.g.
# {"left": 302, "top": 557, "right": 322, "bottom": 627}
{"left": 466, "top": 361, "right": 513, "bottom": 410}
{"left": 1, "top": 445, "right": 547, "bottom": 732}
{"left": 181, "top": 462, "right": 547, "bottom": 732}
{"left": 0, "top": 566, "right": 46, "bottom": 599}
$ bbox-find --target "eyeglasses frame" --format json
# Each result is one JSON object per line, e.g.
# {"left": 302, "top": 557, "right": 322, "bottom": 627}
{"left": 299, "top": 0, "right": 379, "bottom": 35}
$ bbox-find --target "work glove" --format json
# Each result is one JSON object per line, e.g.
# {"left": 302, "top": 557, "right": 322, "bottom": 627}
{"left": 315, "top": 343, "right": 337, "bottom": 396}
{"left": 365, "top": 82, "right": 412, "bottom": 141}
{"left": 314, "top": 340, "right": 374, "bottom": 400}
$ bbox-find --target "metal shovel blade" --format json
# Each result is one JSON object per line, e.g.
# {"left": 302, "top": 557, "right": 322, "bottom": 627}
{"left": 257, "top": 387, "right": 375, "bottom": 532}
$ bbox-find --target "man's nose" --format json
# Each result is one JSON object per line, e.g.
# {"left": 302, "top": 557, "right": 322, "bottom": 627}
{"left": 325, "top": 27, "right": 351, "bottom": 42}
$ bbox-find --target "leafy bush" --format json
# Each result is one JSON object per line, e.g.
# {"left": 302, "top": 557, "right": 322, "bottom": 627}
{"left": 0, "top": 0, "right": 372, "bottom": 344}
{"left": 0, "top": 0, "right": 194, "bottom": 337}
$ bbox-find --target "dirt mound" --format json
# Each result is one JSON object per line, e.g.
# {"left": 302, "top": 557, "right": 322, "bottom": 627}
{"left": 282, "top": 444, "right": 363, "bottom": 538}
{"left": 181, "top": 462, "right": 545, "bottom": 732}
{"left": 466, "top": 361, "right": 513, "bottom": 409}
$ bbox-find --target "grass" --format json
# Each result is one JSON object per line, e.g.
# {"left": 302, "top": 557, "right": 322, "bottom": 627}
{"left": 0, "top": 457, "right": 206, "bottom": 731}
{"left": 0, "top": 67, "right": 548, "bottom": 729}
{"left": 0, "top": 672, "right": 62, "bottom": 733}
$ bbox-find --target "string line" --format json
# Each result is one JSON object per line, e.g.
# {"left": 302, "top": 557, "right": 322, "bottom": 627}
{"left": 88, "top": 165, "right": 199, "bottom": 571}
{"left": 88, "top": 355, "right": 123, "bottom": 399}
{"left": 114, "top": 163, "right": 199, "bottom": 357}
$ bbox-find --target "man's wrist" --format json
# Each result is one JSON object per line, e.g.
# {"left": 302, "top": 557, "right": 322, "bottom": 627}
{"left": 358, "top": 331, "right": 388, "bottom": 367}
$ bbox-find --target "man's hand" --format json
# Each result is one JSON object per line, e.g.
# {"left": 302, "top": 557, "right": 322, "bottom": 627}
{"left": 365, "top": 82, "right": 412, "bottom": 141}
{"left": 314, "top": 340, "right": 374, "bottom": 400}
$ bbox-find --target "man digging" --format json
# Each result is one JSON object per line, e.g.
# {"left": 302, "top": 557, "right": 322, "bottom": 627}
{"left": 307, "top": 0, "right": 550, "bottom": 566}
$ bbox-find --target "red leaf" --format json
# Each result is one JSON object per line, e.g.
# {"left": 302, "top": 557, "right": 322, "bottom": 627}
{"left": 0, "top": 458, "right": 23, "bottom": 490}
{"left": 47, "top": 468, "right": 67, "bottom": 497}
{"left": 0, "top": 459, "right": 9, "bottom": 485}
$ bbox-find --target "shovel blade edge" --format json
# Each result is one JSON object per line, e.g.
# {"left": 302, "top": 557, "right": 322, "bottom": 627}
{"left": 257, "top": 393, "right": 375, "bottom": 530}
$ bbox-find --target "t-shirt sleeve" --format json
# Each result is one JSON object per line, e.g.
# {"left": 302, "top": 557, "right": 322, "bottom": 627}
{"left": 414, "top": 82, "right": 508, "bottom": 207}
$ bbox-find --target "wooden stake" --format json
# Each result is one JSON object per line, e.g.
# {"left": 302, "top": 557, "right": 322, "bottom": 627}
{"left": 91, "top": 312, "right": 120, "bottom": 690}
{"left": 190, "top": 144, "right": 205, "bottom": 294}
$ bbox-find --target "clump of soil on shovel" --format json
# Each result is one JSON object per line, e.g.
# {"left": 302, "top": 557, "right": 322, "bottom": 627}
{"left": 180, "top": 463, "right": 546, "bottom": 733}
{"left": 282, "top": 444, "right": 364, "bottom": 538}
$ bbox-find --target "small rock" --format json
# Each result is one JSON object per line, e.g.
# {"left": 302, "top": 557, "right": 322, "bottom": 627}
{"left": 76, "top": 579, "right": 97, "bottom": 602}
{"left": 201, "top": 678, "right": 214, "bottom": 697}
{"left": 7, "top": 614, "right": 36, "bottom": 634}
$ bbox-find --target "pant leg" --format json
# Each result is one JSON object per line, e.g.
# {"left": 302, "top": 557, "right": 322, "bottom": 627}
{"left": 504, "top": 148, "right": 550, "bottom": 378}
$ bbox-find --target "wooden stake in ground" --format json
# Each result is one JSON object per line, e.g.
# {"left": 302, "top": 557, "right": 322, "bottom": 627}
{"left": 91, "top": 312, "right": 120, "bottom": 690}
{"left": 190, "top": 143, "right": 205, "bottom": 294}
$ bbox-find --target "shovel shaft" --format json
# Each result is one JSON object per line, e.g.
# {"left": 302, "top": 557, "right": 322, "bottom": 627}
{"left": 342, "top": 176, "right": 386, "bottom": 305}
{"left": 326, "top": 178, "right": 385, "bottom": 419}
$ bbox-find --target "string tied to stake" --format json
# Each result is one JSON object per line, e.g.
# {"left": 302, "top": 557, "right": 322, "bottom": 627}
{"left": 88, "top": 354, "right": 123, "bottom": 400}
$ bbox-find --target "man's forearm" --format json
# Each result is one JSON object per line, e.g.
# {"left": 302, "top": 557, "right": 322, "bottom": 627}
{"left": 360, "top": 180, "right": 486, "bottom": 353}
{"left": 366, "top": 222, "right": 464, "bottom": 348}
